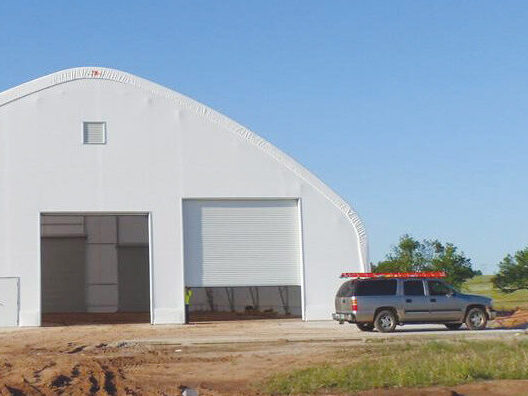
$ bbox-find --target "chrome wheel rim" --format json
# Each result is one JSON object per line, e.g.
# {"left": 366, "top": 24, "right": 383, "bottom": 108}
{"left": 379, "top": 313, "right": 394, "bottom": 330}
{"left": 469, "top": 311, "right": 485, "bottom": 328}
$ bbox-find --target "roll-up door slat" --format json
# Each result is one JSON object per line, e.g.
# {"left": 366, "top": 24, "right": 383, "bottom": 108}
{"left": 183, "top": 200, "right": 302, "bottom": 287}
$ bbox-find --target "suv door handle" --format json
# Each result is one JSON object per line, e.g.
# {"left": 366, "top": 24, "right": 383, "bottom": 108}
{"left": 406, "top": 299, "right": 412, "bottom": 303}
{"left": 430, "top": 298, "right": 437, "bottom": 303}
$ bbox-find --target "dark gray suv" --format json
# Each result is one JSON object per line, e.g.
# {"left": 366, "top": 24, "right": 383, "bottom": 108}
{"left": 332, "top": 277, "right": 496, "bottom": 332}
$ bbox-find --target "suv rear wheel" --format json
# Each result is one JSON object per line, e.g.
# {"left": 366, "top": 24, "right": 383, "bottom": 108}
{"left": 374, "top": 309, "right": 397, "bottom": 333}
{"left": 465, "top": 307, "right": 487, "bottom": 330}
{"left": 356, "top": 322, "right": 374, "bottom": 332}
{"left": 445, "top": 323, "right": 462, "bottom": 330}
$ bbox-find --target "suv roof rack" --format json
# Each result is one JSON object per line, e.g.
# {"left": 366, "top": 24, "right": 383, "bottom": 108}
{"left": 340, "top": 272, "right": 446, "bottom": 279}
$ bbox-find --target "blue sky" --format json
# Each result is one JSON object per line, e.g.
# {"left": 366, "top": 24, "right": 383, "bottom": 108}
{"left": 1, "top": 1, "right": 527, "bottom": 273}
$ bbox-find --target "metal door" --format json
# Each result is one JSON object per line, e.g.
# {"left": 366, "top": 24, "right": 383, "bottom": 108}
{"left": 0, "top": 278, "right": 19, "bottom": 327}
{"left": 401, "top": 280, "right": 430, "bottom": 321}
{"left": 426, "top": 280, "right": 463, "bottom": 321}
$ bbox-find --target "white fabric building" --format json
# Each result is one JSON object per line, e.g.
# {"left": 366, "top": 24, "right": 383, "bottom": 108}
{"left": 0, "top": 67, "right": 368, "bottom": 327}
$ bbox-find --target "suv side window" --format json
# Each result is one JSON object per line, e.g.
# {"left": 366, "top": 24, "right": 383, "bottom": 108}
{"left": 355, "top": 280, "right": 397, "bottom": 296}
{"left": 404, "top": 280, "right": 424, "bottom": 296}
{"left": 427, "top": 280, "right": 451, "bottom": 296}
{"left": 336, "top": 281, "right": 355, "bottom": 297}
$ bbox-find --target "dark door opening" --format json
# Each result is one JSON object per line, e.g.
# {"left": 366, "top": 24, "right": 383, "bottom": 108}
{"left": 186, "top": 286, "right": 301, "bottom": 322}
{"left": 40, "top": 214, "right": 150, "bottom": 326}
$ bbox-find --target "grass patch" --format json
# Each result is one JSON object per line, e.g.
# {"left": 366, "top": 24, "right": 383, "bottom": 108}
{"left": 462, "top": 275, "right": 528, "bottom": 311}
{"left": 260, "top": 339, "right": 528, "bottom": 394}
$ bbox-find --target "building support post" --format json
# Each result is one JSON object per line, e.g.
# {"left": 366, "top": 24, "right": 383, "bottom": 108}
{"left": 225, "top": 287, "right": 235, "bottom": 312}
{"left": 205, "top": 288, "right": 215, "bottom": 312}
{"left": 249, "top": 287, "right": 259, "bottom": 311}
{"left": 278, "top": 286, "right": 290, "bottom": 315}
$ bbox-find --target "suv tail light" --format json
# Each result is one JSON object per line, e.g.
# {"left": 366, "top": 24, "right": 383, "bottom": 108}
{"left": 351, "top": 296, "right": 358, "bottom": 311}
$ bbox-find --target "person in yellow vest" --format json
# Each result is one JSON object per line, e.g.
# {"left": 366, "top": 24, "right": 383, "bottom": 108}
{"left": 184, "top": 287, "right": 193, "bottom": 324}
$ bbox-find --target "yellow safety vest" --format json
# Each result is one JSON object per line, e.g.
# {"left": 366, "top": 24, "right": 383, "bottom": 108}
{"left": 185, "top": 289, "right": 193, "bottom": 305}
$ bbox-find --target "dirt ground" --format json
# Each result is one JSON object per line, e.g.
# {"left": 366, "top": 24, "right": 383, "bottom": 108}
{"left": 0, "top": 319, "right": 527, "bottom": 395}
{"left": 491, "top": 309, "right": 528, "bottom": 329}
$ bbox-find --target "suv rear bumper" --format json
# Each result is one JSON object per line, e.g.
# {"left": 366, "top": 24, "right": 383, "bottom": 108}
{"left": 332, "top": 312, "right": 356, "bottom": 322}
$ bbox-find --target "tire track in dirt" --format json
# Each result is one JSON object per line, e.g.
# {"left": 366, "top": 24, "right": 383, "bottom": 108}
{"left": 2, "top": 357, "right": 142, "bottom": 396}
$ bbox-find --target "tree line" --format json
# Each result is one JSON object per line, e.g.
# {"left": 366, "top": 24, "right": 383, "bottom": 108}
{"left": 373, "top": 234, "right": 526, "bottom": 292}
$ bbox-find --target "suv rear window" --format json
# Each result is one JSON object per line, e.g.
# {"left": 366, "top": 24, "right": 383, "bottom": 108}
{"left": 337, "top": 280, "right": 355, "bottom": 297}
{"left": 355, "top": 279, "right": 397, "bottom": 296}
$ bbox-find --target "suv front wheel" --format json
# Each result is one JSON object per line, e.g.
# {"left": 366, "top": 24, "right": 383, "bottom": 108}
{"left": 374, "top": 309, "right": 397, "bottom": 333}
{"left": 465, "top": 307, "right": 487, "bottom": 330}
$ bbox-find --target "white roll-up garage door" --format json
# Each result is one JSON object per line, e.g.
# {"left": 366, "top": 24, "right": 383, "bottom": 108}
{"left": 183, "top": 199, "right": 302, "bottom": 287}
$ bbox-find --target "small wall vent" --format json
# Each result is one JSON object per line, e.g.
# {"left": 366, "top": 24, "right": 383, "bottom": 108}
{"left": 83, "top": 122, "right": 106, "bottom": 144}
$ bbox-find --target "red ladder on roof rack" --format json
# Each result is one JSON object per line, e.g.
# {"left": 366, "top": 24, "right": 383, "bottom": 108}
{"left": 340, "top": 272, "right": 446, "bottom": 279}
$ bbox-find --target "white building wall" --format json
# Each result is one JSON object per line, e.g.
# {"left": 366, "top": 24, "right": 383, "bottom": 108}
{"left": 0, "top": 68, "right": 367, "bottom": 326}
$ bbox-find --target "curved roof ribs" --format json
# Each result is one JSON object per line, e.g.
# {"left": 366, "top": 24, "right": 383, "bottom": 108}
{"left": 0, "top": 67, "right": 369, "bottom": 269}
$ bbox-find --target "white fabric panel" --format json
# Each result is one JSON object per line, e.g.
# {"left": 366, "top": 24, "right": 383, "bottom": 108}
{"left": 0, "top": 278, "right": 19, "bottom": 326}
{"left": 41, "top": 215, "right": 84, "bottom": 237}
{"left": 86, "top": 306, "right": 117, "bottom": 313}
{"left": 85, "top": 244, "right": 118, "bottom": 284}
{"left": 85, "top": 216, "right": 117, "bottom": 243}
{"left": 40, "top": 224, "right": 85, "bottom": 236}
{"left": 118, "top": 216, "right": 149, "bottom": 244}
{"left": 183, "top": 200, "right": 301, "bottom": 287}
{"left": 86, "top": 284, "right": 118, "bottom": 308}
{"left": 85, "top": 216, "right": 118, "bottom": 312}
{"left": 41, "top": 216, "right": 84, "bottom": 225}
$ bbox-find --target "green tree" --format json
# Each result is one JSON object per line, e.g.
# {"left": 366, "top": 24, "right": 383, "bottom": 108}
{"left": 373, "top": 235, "right": 479, "bottom": 287}
{"left": 493, "top": 247, "right": 528, "bottom": 293}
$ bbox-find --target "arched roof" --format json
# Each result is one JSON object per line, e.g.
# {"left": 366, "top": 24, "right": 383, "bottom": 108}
{"left": 0, "top": 67, "right": 368, "bottom": 269}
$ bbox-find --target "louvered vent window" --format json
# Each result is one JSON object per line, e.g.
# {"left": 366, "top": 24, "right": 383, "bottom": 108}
{"left": 83, "top": 122, "right": 106, "bottom": 144}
